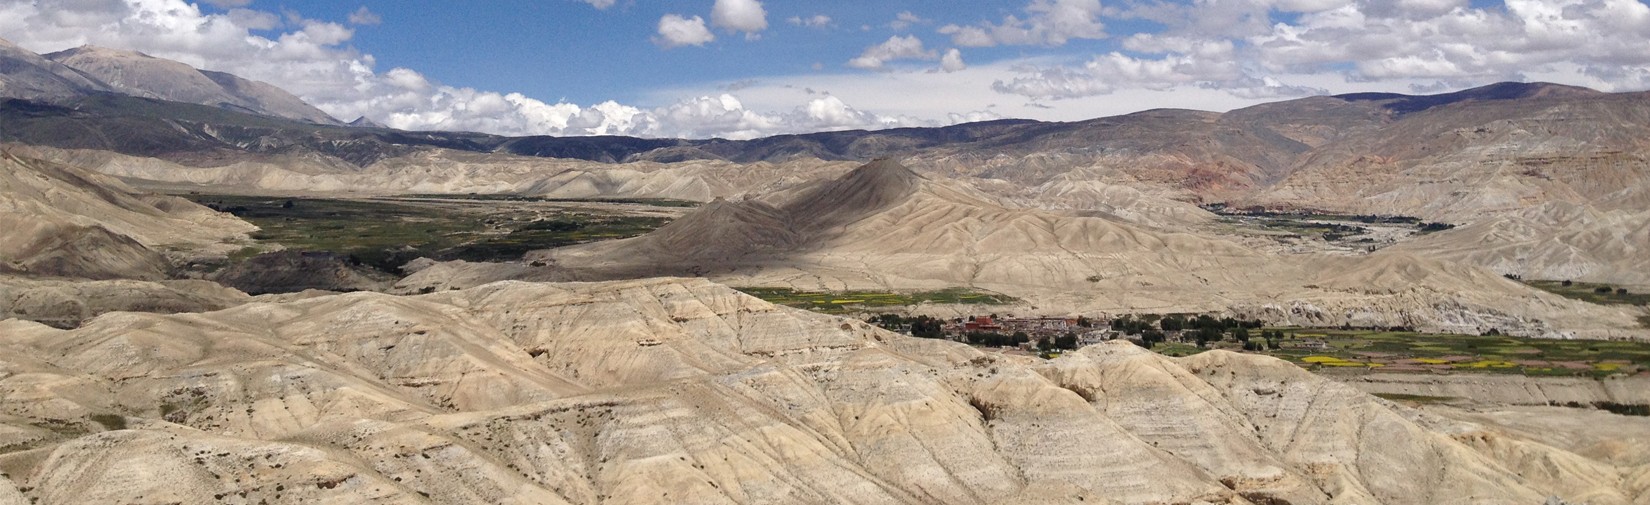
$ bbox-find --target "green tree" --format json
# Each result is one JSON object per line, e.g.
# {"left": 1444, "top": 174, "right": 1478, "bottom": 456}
{"left": 1161, "top": 315, "right": 1186, "bottom": 332}
{"left": 1056, "top": 332, "right": 1078, "bottom": 350}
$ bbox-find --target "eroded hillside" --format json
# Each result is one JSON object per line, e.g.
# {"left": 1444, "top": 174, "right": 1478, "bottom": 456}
{"left": 0, "top": 278, "right": 1640, "bottom": 504}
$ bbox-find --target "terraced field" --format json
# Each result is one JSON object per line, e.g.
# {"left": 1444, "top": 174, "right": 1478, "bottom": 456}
{"left": 1250, "top": 329, "right": 1650, "bottom": 378}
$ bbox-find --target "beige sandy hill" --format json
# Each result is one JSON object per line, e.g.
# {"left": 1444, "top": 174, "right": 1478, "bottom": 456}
{"left": 1390, "top": 202, "right": 1650, "bottom": 287}
{"left": 1225, "top": 251, "right": 1648, "bottom": 339}
{"left": 398, "top": 160, "right": 1644, "bottom": 338}
{"left": 521, "top": 159, "right": 1260, "bottom": 286}
{"left": 0, "top": 277, "right": 249, "bottom": 329}
{"left": 0, "top": 278, "right": 1642, "bottom": 504}
{"left": 23, "top": 144, "right": 858, "bottom": 201}
{"left": 0, "top": 149, "right": 253, "bottom": 280}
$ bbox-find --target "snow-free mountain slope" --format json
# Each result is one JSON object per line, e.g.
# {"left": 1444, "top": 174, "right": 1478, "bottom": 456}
{"left": 43, "top": 44, "right": 340, "bottom": 124}
{"left": 0, "top": 38, "right": 108, "bottom": 101}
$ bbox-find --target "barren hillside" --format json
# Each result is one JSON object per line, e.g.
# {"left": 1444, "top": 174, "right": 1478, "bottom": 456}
{"left": 397, "top": 160, "right": 1647, "bottom": 338}
{"left": 0, "top": 278, "right": 1639, "bottom": 504}
{"left": 0, "top": 148, "right": 254, "bottom": 280}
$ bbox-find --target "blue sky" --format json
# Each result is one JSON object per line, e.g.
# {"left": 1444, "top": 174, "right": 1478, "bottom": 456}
{"left": 5, "top": 0, "right": 1650, "bottom": 138}
{"left": 241, "top": 0, "right": 1155, "bottom": 106}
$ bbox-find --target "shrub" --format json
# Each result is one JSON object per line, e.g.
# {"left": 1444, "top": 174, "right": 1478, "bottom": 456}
{"left": 90, "top": 414, "right": 127, "bottom": 431}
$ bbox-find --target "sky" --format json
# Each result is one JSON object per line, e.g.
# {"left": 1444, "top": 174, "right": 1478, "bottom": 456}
{"left": 4, "top": 0, "right": 1650, "bottom": 139}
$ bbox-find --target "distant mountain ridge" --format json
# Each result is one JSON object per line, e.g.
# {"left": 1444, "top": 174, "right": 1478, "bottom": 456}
{"left": 4, "top": 36, "right": 1649, "bottom": 286}
{"left": 0, "top": 37, "right": 339, "bottom": 124}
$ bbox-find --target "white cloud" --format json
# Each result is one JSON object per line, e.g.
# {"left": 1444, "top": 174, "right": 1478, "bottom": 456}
{"left": 990, "top": 0, "right": 1650, "bottom": 100}
{"left": 948, "top": 110, "right": 1005, "bottom": 124}
{"left": 890, "top": 11, "right": 927, "bottom": 30}
{"left": 576, "top": 0, "right": 616, "bottom": 9}
{"left": 347, "top": 6, "right": 380, "bottom": 26}
{"left": 787, "top": 14, "right": 831, "bottom": 28}
{"left": 201, "top": 0, "right": 251, "bottom": 7}
{"left": 711, "top": 0, "right": 767, "bottom": 36}
{"left": 10, "top": 0, "right": 1650, "bottom": 142}
{"left": 654, "top": 14, "right": 715, "bottom": 48}
{"left": 847, "top": 35, "right": 937, "bottom": 70}
{"left": 1241, "top": 0, "right": 1650, "bottom": 87}
{"left": 226, "top": 8, "right": 279, "bottom": 30}
{"left": 939, "top": 48, "right": 966, "bottom": 72}
{"left": 938, "top": 0, "right": 1105, "bottom": 47}
{"left": 992, "top": 38, "right": 1324, "bottom": 100}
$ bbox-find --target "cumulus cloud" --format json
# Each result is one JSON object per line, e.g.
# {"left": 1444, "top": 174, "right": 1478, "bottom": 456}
{"left": 939, "top": 48, "right": 966, "bottom": 72}
{"left": 938, "top": 0, "right": 1106, "bottom": 47}
{"left": 847, "top": 35, "right": 937, "bottom": 70}
{"left": 787, "top": 14, "right": 831, "bottom": 28}
{"left": 0, "top": 0, "right": 933, "bottom": 139}
{"left": 1244, "top": 0, "right": 1650, "bottom": 87}
{"left": 711, "top": 0, "right": 767, "bottom": 36}
{"left": 575, "top": 0, "right": 616, "bottom": 9}
{"left": 993, "top": 37, "right": 1324, "bottom": 99}
{"left": 654, "top": 14, "right": 715, "bottom": 48}
{"left": 994, "top": 0, "right": 1650, "bottom": 100}
{"left": 890, "top": 11, "right": 927, "bottom": 30}
{"left": 347, "top": 6, "right": 380, "bottom": 26}
{"left": 201, "top": 0, "right": 251, "bottom": 7}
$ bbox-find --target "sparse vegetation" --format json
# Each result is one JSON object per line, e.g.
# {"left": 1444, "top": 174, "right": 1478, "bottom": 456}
{"left": 1523, "top": 280, "right": 1650, "bottom": 306}
{"left": 1591, "top": 402, "right": 1650, "bottom": 417}
{"left": 1372, "top": 393, "right": 1459, "bottom": 404}
{"left": 89, "top": 413, "right": 127, "bottom": 431}
{"left": 736, "top": 287, "right": 1016, "bottom": 314}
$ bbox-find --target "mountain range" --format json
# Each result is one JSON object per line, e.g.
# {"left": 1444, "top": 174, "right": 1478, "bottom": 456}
{"left": 2, "top": 36, "right": 1649, "bottom": 505}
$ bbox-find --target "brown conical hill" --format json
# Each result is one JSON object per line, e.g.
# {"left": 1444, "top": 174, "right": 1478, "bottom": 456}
{"left": 632, "top": 196, "right": 801, "bottom": 262}
{"left": 785, "top": 157, "right": 925, "bottom": 232}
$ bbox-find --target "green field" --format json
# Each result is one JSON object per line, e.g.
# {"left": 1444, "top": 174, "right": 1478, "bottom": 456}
{"left": 735, "top": 287, "right": 1017, "bottom": 314}
{"left": 1199, "top": 328, "right": 1650, "bottom": 378}
{"left": 185, "top": 194, "right": 670, "bottom": 273}
{"left": 1523, "top": 280, "right": 1650, "bottom": 306}
{"left": 1217, "top": 216, "right": 1368, "bottom": 240}
{"left": 397, "top": 194, "right": 702, "bottom": 208}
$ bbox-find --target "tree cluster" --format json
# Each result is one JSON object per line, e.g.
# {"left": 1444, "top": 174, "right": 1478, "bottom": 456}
{"left": 965, "top": 331, "right": 1029, "bottom": 347}
{"left": 867, "top": 314, "right": 946, "bottom": 339}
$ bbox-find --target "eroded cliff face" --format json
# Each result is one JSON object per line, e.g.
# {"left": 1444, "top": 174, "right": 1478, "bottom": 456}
{"left": 0, "top": 278, "right": 1639, "bottom": 504}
